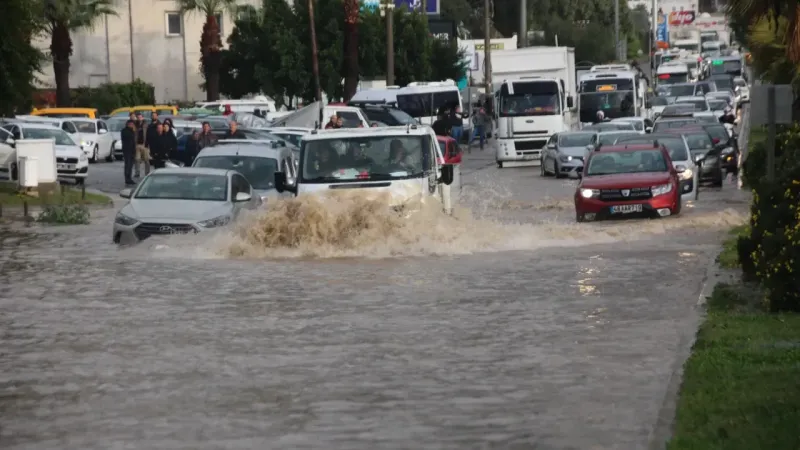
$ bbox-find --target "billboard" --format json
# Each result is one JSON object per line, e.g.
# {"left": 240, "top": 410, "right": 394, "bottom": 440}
{"left": 656, "top": 10, "right": 668, "bottom": 44}
{"left": 668, "top": 9, "right": 696, "bottom": 26}
{"left": 361, "top": 0, "right": 440, "bottom": 15}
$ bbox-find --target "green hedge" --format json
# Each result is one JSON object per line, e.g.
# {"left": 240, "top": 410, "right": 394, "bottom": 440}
{"left": 70, "top": 79, "right": 155, "bottom": 114}
{"left": 740, "top": 124, "right": 800, "bottom": 312}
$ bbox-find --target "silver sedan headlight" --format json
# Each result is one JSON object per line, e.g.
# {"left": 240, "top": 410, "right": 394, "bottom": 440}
{"left": 198, "top": 215, "right": 231, "bottom": 228}
{"left": 115, "top": 213, "right": 137, "bottom": 226}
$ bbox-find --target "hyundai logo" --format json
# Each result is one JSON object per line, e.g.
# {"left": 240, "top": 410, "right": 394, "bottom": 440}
{"left": 621, "top": 189, "right": 630, "bottom": 197}
{"left": 159, "top": 226, "right": 173, "bottom": 233}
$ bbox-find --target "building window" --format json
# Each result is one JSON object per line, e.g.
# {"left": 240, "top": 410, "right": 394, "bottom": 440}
{"left": 215, "top": 13, "right": 223, "bottom": 34}
{"left": 165, "top": 12, "right": 182, "bottom": 36}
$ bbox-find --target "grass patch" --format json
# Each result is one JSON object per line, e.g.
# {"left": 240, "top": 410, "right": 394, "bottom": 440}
{"left": 0, "top": 181, "right": 111, "bottom": 207}
{"left": 667, "top": 282, "right": 800, "bottom": 450}
{"left": 717, "top": 224, "right": 749, "bottom": 269}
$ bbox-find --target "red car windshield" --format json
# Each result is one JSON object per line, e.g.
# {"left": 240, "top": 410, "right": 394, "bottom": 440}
{"left": 586, "top": 150, "right": 669, "bottom": 176}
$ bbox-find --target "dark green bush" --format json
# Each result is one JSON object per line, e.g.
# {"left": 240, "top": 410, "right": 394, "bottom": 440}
{"left": 736, "top": 235, "right": 758, "bottom": 281}
{"left": 71, "top": 79, "right": 156, "bottom": 114}
{"left": 37, "top": 204, "right": 90, "bottom": 225}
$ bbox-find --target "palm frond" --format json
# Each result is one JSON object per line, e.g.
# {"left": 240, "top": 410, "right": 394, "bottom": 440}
{"left": 44, "top": 0, "right": 118, "bottom": 31}
{"left": 179, "top": 0, "right": 238, "bottom": 15}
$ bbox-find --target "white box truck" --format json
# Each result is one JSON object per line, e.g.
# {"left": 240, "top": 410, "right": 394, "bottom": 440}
{"left": 489, "top": 47, "right": 578, "bottom": 168}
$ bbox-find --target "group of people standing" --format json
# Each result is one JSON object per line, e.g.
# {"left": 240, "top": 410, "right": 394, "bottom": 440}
{"left": 119, "top": 111, "right": 218, "bottom": 186}
{"left": 432, "top": 106, "right": 489, "bottom": 150}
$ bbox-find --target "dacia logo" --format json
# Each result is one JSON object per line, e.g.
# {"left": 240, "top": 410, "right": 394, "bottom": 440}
{"left": 621, "top": 189, "right": 630, "bottom": 197}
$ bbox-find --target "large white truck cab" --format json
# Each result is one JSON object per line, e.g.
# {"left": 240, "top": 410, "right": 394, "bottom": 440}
{"left": 274, "top": 126, "right": 458, "bottom": 213}
{"left": 493, "top": 77, "right": 575, "bottom": 168}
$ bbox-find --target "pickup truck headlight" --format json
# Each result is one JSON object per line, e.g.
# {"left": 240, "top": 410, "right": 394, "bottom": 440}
{"left": 580, "top": 188, "right": 599, "bottom": 198}
{"left": 198, "top": 215, "right": 230, "bottom": 228}
{"left": 115, "top": 213, "right": 137, "bottom": 226}
{"left": 652, "top": 183, "right": 673, "bottom": 196}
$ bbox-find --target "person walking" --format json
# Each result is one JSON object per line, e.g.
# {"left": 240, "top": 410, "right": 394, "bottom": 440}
{"left": 469, "top": 108, "right": 489, "bottom": 151}
{"left": 149, "top": 123, "right": 168, "bottom": 169}
{"left": 120, "top": 119, "right": 137, "bottom": 185}
{"left": 448, "top": 107, "right": 466, "bottom": 143}
{"left": 134, "top": 112, "right": 149, "bottom": 177}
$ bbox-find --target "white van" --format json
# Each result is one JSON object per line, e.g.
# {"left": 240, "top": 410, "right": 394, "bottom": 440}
{"left": 349, "top": 86, "right": 402, "bottom": 106}
{"left": 274, "top": 126, "right": 458, "bottom": 212}
{"left": 656, "top": 62, "right": 690, "bottom": 86}
{"left": 197, "top": 98, "right": 277, "bottom": 114}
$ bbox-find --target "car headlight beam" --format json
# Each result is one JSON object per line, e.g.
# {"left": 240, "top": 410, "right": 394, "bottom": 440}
{"left": 580, "top": 188, "right": 599, "bottom": 198}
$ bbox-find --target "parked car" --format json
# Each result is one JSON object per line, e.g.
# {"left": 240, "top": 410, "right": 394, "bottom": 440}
{"left": 0, "top": 123, "right": 89, "bottom": 184}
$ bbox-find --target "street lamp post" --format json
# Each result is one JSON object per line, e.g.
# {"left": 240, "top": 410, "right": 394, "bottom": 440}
{"left": 381, "top": 1, "right": 396, "bottom": 85}
{"left": 308, "top": 0, "right": 323, "bottom": 127}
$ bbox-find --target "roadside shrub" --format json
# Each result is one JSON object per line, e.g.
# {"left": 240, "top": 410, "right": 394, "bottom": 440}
{"left": 750, "top": 179, "right": 800, "bottom": 312}
{"left": 71, "top": 79, "right": 156, "bottom": 114}
{"left": 37, "top": 204, "right": 90, "bottom": 225}
{"left": 743, "top": 124, "right": 800, "bottom": 189}
{"left": 736, "top": 234, "right": 758, "bottom": 281}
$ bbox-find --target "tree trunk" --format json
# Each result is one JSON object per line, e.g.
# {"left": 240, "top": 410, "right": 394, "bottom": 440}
{"left": 200, "top": 14, "right": 223, "bottom": 101}
{"left": 51, "top": 21, "right": 73, "bottom": 107}
{"left": 343, "top": 0, "right": 359, "bottom": 102}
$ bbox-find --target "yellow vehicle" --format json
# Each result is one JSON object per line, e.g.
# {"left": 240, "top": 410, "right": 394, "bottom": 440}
{"left": 30, "top": 107, "right": 98, "bottom": 118}
{"left": 109, "top": 105, "right": 178, "bottom": 117}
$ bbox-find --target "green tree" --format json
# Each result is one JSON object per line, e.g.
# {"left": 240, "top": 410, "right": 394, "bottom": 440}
{"left": 727, "top": 0, "right": 800, "bottom": 62}
{"left": 178, "top": 0, "right": 238, "bottom": 101}
{"left": 393, "top": 9, "right": 434, "bottom": 85}
{"left": 42, "top": 0, "right": 116, "bottom": 107}
{"left": 0, "top": 0, "right": 43, "bottom": 116}
{"left": 295, "top": 0, "right": 345, "bottom": 100}
{"left": 343, "top": 0, "right": 360, "bottom": 101}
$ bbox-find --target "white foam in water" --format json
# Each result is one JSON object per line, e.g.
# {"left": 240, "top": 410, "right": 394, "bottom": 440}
{"left": 146, "top": 186, "right": 747, "bottom": 260}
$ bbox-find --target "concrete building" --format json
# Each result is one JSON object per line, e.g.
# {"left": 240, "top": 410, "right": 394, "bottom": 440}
{"left": 34, "top": 0, "right": 261, "bottom": 103}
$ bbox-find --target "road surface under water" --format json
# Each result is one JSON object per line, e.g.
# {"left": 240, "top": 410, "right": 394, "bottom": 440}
{"left": 0, "top": 137, "right": 750, "bottom": 449}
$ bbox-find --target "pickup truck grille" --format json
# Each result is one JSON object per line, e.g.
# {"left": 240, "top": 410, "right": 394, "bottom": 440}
{"left": 599, "top": 187, "right": 652, "bottom": 201}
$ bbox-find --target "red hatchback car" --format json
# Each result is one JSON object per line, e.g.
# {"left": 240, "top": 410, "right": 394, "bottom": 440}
{"left": 574, "top": 143, "right": 684, "bottom": 222}
{"left": 436, "top": 135, "right": 463, "bottom": 164}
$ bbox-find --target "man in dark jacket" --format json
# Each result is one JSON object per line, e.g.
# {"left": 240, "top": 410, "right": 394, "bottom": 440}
{"left": 149, "top": 123, "right": 168, "bottom": 169}
{"left": 134, "top": 112, "right": 147, "bottom": 177}
{"left": 144, "top": 112, "right": 161, "bottom": 169}
{"left": 198, "top": 122, "right": 218, "bottom": 149}
{"left": 224, "top": 121, "right": 246, "bottom": 139}
{"left": 432, "top": 111, "right": 450, "bottom": 136}
{"left": 121, "top": 120, "right": 137, "bottom": 185}
{"left": 162, "top": 124, "right": 179, "bottom": 162}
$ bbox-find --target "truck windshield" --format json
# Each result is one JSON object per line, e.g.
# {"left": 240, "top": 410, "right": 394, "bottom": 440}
{"left": 579, "top": 92, "right": 636, "bottom": 122}
{"left": 301, "top": 135, "right": 428, "bottom": 183}
{"left": 498, "top": 81, "right": 561, "bottom": 117}
{"left": 657, "top": 72, "right": 689, "bottom": 85}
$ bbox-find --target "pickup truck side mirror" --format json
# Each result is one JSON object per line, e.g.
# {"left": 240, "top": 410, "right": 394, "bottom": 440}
{"left": 274, "top": 172, "right": 297, "bottom": 194}
{"left": 5, "top": 137, "right": 15, "bottom": 146}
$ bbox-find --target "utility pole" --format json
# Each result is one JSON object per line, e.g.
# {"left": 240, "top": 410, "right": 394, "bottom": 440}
{"left": 421, "top": 0, "right": 427, "bottom": 21}
{"left": 614, "top": 0, "right": 620, "bottom": 61}
{"left": 308, "top": 0, "right": 323, "bottom": 127}
{"left": 484, "top": 0, "right": 492, "bottom": 101}
{"left": 519, "top": 0, "right": 526, "bottom": 47}
{"left": 385, "top": 2, "right": 395, "bottom": 85}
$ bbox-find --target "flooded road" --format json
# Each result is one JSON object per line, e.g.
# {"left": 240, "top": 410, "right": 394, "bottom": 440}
{"left": 1, "top": 141, "right": 749, "bottom": 449}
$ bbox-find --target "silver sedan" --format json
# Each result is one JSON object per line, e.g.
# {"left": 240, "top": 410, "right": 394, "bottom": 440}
{"left": 541, "top": 131, "right": 596, "bottom": 178}
{"left": 112, "top": 167, "right": 260, "bottom": 245}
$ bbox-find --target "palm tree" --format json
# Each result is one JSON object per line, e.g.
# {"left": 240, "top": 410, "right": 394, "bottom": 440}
{"left": 42, "top": 0, "right": 116, "bottom": 107}
{"left": 343, "top": 0, "right": 359, "bottom": 101}
{"left": 726, "top": 0, "right": 800, "bottom": 61}
{"left": 178, "top": 0, "right": 238, "bottom": 101}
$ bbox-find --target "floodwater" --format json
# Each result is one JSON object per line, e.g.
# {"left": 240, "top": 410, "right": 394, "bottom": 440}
{"left": 0, "top": 169, "right": 749, "bottom": 449}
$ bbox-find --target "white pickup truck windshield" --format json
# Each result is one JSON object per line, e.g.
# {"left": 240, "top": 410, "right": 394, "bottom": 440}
{"left": 301, "top": 135, "right": 429, "bottom": 183}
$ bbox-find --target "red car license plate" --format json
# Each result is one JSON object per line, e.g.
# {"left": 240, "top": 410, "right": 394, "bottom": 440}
{"left": 610, "top": 204, "right": 643, "bottom": 214}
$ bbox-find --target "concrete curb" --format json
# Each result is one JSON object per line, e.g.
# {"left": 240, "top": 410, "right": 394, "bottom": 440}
{"left": 647, "top": 251, "right": 739, "bottom": 449}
